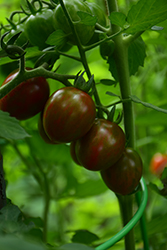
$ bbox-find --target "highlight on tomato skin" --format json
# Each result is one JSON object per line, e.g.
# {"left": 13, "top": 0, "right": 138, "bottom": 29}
{"left": 150, "top": 153, "right": 167, "bottom": 177}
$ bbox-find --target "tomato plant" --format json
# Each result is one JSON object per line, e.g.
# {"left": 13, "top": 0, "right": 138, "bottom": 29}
{"left": 75, "top": 118, "right": 126, "bottom": 171}
{"left": 2, "top": 0, "right": 167, "bottom": 248}
{"left": 150, "top": 153, "right": 167, "bottom": 177}
{"left": 0, "top": 68, "right": 50, "bottom": 120}
{"left": 43, "top": 87, "right": 96, "bottom": 143}
{"left": 53, "top": 0, "right": 95, "bottom": 45}
{"left": 101, "top": 147, "right": 143, "bottom": 195}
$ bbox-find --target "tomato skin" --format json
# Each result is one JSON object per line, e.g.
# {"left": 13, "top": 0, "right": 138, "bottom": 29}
{"left": 53, "top": 0, "right": 95, "bottom": 45}
{"left": 150, "top": 153, "right": 167, "bottom": 177}
{"left": 0, "top": 68, "right": 50, "bottom": 120}
{"left": 38, "top": 112, "right": 56, "bottom": 144}
{"left": 43, "top": 87, "right": 96, "bottom": 143}
{"left": 101, "top": 148, "right": 143, "bottom": 195}
{"left": 70, "top": 141, "right": 82, "bottom": 165}
{"left": 75, "top": 119, "right": 126, "bottom": 171}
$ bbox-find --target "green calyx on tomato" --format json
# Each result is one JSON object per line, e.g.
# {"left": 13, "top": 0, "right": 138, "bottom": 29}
{"left": 24, "top": 8, "right": 55, "bottom": 49}
{"left": 53, "top": 0, "right": 95, "bottom": 45}
{"left": 74, "top": 71, "right": 94, "bottom": 93}
{"left": 0, "top": 68, "right": 50, "bottom": 120}
{"left": 43, "top": 86, "right": 96, "bottom": 143}
{"left": 75, "top": 118, "right": 126, "bottom": 171}
{"left": 101, "top": 147, "right": 143, "bottom": 195}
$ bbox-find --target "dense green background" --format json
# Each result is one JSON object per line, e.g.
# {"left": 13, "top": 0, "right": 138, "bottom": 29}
{"left": 1, "top": 0, "right": 167, "bottom": 249}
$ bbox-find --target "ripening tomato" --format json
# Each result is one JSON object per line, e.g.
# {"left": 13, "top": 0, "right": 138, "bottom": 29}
{"left": 150, "top": 153, "right": 167, "bottom": 177}
{"left": 43, "top": 87, "right": 96, "bottom": 143}
{"left": 70, "top": 141, "right": 82, "bottom": 165}
{"left": 75, "top": 118, "right": 126, "bottom": 171}
{"left": 101, "top": 147, "right": 143, "bottom": 195}
{"left": 38, "top": 112, "right": 56, "bottom": 144}
{"left": 0, "top": 68, "right": 50, "bottom": 120}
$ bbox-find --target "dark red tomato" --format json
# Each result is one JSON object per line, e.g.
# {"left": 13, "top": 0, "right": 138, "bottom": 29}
{"left": 101, "top": 147, "right": 143, "bottom": 195}
{"left": 38, "top": 112, "right": 56, "bottom": 144}
{"left": 0, "top": 68, "right": 50, "bottom": 120}
{"left": 70, "top": 141, "right": 82, "bottom": 165}
{"left": 75, "top": 118, "right": 126, "bottom": 171}
{"left": 43, "top": 87, "right": 96, "bottom": 143}
{"left": 150, "top": 153, "right": 167, "bottom": 177}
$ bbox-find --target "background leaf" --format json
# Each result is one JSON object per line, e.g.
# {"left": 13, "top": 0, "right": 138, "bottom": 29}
{"left": 71, "top": 230, "right": 99, "bottom": 245}
{"left": 59, "top": 243, "right": 95, "bottom": 250}
{"left": 0, "top": 110, "right": 30, "bottom": 140}
{"left": 127, "top": 0, "right": 167, "bottom": 34}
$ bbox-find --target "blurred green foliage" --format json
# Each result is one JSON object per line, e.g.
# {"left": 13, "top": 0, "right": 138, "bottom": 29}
{"left": 1, "top": 0, "right": 167, "bottom": 250}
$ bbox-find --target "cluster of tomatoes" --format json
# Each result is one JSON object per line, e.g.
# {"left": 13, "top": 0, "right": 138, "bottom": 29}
{"left": 0, "top": 68, "right": 143, "bottom": 196}
{"left": 3, "top": 0, "right": 108, "bottom": 50}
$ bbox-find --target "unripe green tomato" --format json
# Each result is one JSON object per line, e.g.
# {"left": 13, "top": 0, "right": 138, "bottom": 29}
{"left": 4, "top": 23, "right": 28, "bottom": 47}
{"left": 84, "top": 1, "right": 108, "bottom": 27}
{"left": 24, "top": 9, "right": 55, "bottom": 50}
{"left": 53, "top": 0, "right": 95, "bottom": 45}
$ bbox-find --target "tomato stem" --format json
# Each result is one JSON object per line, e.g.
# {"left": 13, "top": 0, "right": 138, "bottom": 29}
{"left": 0, "top": 67, "right": 74, "bottom": 99}
{"left": 107, "top": 0, "right": 136, "bottom": 249}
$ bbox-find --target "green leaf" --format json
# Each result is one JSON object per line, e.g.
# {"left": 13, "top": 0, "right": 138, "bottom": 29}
{"left": 0, "top": 204, "right": 22, "bottom": 222}
{"left": 127, "top": 0, "right": 167, "bottom": 34}
{"left": 100, "top": 79, "right": 116, "bottom": 86}
{"left": 109, "top": 12, "right": 127, "bottom": 28}
{"left": 128, "top": 36, "right": 146, "bottom": 75}
{"left": 0, "top": 235, "right": 46, "bottom": 250}
{"left": 108, "top": 37, "right": 146, "bottom": 80}
{"left": 77, "top": 11, "right": 97, "bottom": 26}
{"left": 59, "top": 243, "right": 95, "bottom": 250}
{"left": 149, "top": 182, "right": 161, "bottom": 195}
{"left": 130, "top": 95, "right": 167, "bottom": 114}
{"left": 161, "top": 167, "right": 167, "bottom": 180}
{"left": 106, "top": 91, "right": 120, "bottom": 98}
{"left": 0, "top": 110, "right": 30, "bottom": 140}
{"left": 46, "top": 30, "right": 67, "bottom": 46}
{"left": 71, "top": 230, "right": 99, "bottom": 245}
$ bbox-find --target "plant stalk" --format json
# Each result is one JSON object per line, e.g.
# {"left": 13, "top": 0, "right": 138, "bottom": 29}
{"left": 107, "top": 0, "right": 136, "bottom": 249}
